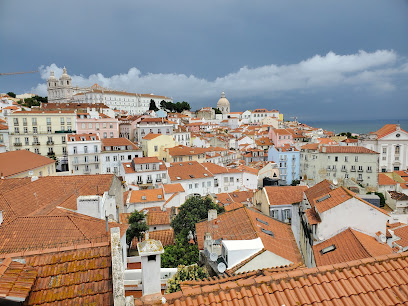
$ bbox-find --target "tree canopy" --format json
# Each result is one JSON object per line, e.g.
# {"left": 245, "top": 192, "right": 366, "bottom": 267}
{"left": 18, "top": 95, "right": 48, "bottom": 108}
{"left": 161, "top": 196, "right": 224, "bottom": 268}
{"left": 213, "top": 107, "right": 222, "bottom": 114}
{"left": 7, "top": 92, "right": 16, "bottom": 98}
{"left": 149, "top": 99, "right": 159, "bottom": 111}
{"left": 126, "top": 210, "right": 148, "bottom": 250}
{"left": 171, "top": 196, "right": 224, "bottom": 242}
{"left": 165, "top": 264, "right": 209, "bottom": 293}
{"left": 160, "top": 100, "right": 190, "bottom": 113}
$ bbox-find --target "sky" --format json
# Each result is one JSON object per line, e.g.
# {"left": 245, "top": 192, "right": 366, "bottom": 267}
{"left": 1, "top": 0, "right": 408, "bottom": 121}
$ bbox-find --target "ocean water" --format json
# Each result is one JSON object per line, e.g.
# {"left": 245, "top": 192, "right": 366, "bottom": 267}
{"left": 302, "top": 119, "right": 408, "bottom": 135}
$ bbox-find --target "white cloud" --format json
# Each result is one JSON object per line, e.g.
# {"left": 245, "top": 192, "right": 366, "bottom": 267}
{"left": 32, "top": 50, "right": 406, "bottom": 105}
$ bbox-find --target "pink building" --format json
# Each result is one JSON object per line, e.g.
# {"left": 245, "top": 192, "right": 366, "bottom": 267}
{"left": 76, "top": 112, "right": 119, "bottom": 139}
{"left": 269, "top": 128, "right": 294, "bottom": 147}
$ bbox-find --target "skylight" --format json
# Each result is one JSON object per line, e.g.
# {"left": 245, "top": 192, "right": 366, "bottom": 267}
{"left": 176, "top": 177, "right": 181, "bottom": 180}
{"left": 189, "top": 175, "right": 195, "bottom": 178}
{"left": 261, "top": 228, "right": 274, "bottom": 237}
{"left": 256, "top": 218, "right": 269, "bottom": 225}
{"left": 320, "top": 244, "right": 336, "bottom": 255}
{"left": 316, "top": 194, "right": 331, "bottom": 203}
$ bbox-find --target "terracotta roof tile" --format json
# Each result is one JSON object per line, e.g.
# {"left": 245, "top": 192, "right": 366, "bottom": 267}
{"left": 264, "top": 186, "right": 308, "bottom": 206}
{"left": 148, "top": 229, "right": 175, "bottom": 246}
{"left": 163, "top": 183, "right": 185, "bottom": 194}
{"left": 102, "top": 137, "right": 139, "bottom": 150}
{"left": 129, "top": 188, "right": 165, "bottom": 204}
{"left": 313, "top": 228, "right": 393, "bottom": 266}
{"left": 0, "top": 258, "right": 37, "bottom": 302}
{"left": 320, "top": 146, "right": 378, "bottom": 154}
{"left": 168, "top": 161, "right": 213, "bottom": 181}
{"left": 372, "top": 124, "right": 408, "bottom": 139}
{"left": 378, "top": 173, "right": 397, "bottom": 185}
{"left": 161, "top": 251, "right": 408, "bottom": 306}
{"left": 0, "top": 150, "right": 55, "bottom": 178}
{"left": 196, "top": 207, "right": 302, "bottom": 264}
{"left": 24, "top": 244, "right": 113, "bottom": 305}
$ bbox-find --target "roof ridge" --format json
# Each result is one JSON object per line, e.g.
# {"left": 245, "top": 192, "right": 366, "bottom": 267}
{"left": 66, "top": 215, "right": 93, "bottom": 243}
{"left": 348, "top": 228, "right": 372, "bottom": 258}
{"left": 343, "top": 187, "right": 389, "bottom": 216}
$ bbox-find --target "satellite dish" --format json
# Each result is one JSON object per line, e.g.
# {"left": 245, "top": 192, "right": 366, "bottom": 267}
{"left": 333, "top": 178, "right": 338, "bottom": 185}
{"left": 210, "top": 252, "right": 218, "bottom": 261}
{"left": 217, "top": 262, "right": 226, "bottom": 273}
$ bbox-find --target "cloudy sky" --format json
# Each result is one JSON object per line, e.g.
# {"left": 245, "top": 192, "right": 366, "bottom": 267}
{"left": 1, "top": 0, "right": 407, "bottom": 121}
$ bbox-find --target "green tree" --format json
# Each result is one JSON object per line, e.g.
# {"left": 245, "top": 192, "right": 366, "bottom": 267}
{"left": 161, "top": 239, "right": 199, "bottom": 268}
{"left": 171, "top": 196, "right": 224, "bottom": 242}
{"left": 165, "top": 264, "right": 209, "bottom": 293}
{"left": 21, "top": 95, "right": 48, "bottom": 108}
{"left": 149, "top": 99, "right": 159, "bottom": 111}
{"left": 126, "top": 210, "right": 148, "bottom": 252}
{"left": 291, "top": 179, "right": 300, "bottom": 186}
{"left": 213, "top": 107, "right": 222, "bottom": 114}
{"left": 7, "top": 92, "right": 16, "bottom": 98}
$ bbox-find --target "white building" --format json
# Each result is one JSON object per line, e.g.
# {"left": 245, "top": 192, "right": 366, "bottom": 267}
{"left": 359, "top": 124, "right": 408, "bottom": 172}
{"left": 121, "top": 156, "right": 168, "bottom": 187}
{"left": 300, "top": 145, "right": 379, "bottom": 189}
{"left": 67, "top": 133, "right": 101, "bottom": 175}
{"left": 101, "top": 138, "right": 143, "bottom": 175}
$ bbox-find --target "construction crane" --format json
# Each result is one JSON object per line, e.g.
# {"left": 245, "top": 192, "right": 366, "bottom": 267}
{"left": 0, "top": 70, "right": 39, "bottom": 76}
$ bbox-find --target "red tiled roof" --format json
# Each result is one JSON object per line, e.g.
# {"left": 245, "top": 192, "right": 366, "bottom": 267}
{"left": 0, "top": 257, "right": 37, "bottom": 302}
{"left": 24, "top": 244, "right": 113, "bottom": 305}
{"left": 304, "top": 179, "right": 333, "bottom": 204}
{"left": 146, "top": 210, "right": 170, "bottom": 226}
{"left": 142, "top": 133, "right": 162, "bottom": 140}
{"left": 102, "top": 137, "right": 139, "bottom": 150}
{"left": 378, "top": 173, "right": 397, "bottom": 185}
{"left": 168, "top": 161, "right": 213, "bottom": 181}
{"left": 313, "top": 228, "right": 393, "bottom": 266}
{"left": 0, "top": 150, "right": 55, "bottom": 178}
{"left": 264, "top": 186, "right": 308, "bottom": 206}
{"left": 320, "top": 146, "right": 378, "bottom": 154}
{"left": 372, "top": 124, "right": 408, "bottom": 139}
{"left": 148, "top": 229, "right": 174, "bottom": 246}
{"left": 67, "top": 133, "right": 99, "bottom": 142}
{"left": 195, "top": 207, "right": 302, "bottom": 264}
{"left": 163, "top": 183, "right": 185, "bottom": 194}
{"left": 129, "top": 188, "right": 165, "bottom": 204}
{"left": 158, "top": 251, "right": 408, "bottom": 306}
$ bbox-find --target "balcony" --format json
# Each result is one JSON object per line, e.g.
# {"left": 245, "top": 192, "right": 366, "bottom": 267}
{"left": 367, "top": 169, "right": 372, "bottom": 173}
{"left": 46, "top": 141, "right": 54, "bottom": 145}
{"left": 14, "top": 143, "right": 22, "bottom": 146}
{"left": 341, "top": 168, "right": 347, "bottom": 172}
{"left": 146, "top": 179, "right": 153, "bottom": 184}
{"left": 156, "top": 178, "right": 162, "bottom": 182}
{"left": 137, "top": 180, "right": 143, "bottom": 185}
{"left": 55, "top": 130, "right": 76, "bottom": 134}
{"left": 33, "top": 142, "right": 40, "bottom": 145}
{"left": 350, "top": 168, "right": 356, "bottom": 172}
{"left": 358, "top": 169, "right": 363, "bottom": 172}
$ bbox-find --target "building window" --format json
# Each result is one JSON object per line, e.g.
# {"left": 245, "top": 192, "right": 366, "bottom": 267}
{"left": 24, "top": 127, "right": 28, "bottom": 133}
{"left": 395, "top": 146, "right": 400, "bottom": 154}
{"left": 106, "top": 156, "right": 110, "bottom": 162}
{"left": 32, "top": 118, "right": 37, "bottom": 125}
{"left": 106, "top": 167, "right": 111, "bottom": 173}
{"left": 113, "top": 156, "right": 117, "bottom": 161}
{"left": 33, "top": 127, "right": 38, "bottom": 134}
{"left": 62, "top": 136, "right": 66, "bottom": 144}
{"left": 13, "top": 118, "right": 19, "bottom": 126}
{"left": 73, "top": 146, "right": 77, "bottom": 154}
{"left": 84, "top": 146, "right": 88, "bottom": 153}
{"left": 60, "top": 118, "right": 64, "bottom": 125}
{"left": 270, "top": 209, "right": 279, "bottom": 219}
{"left": 189, "top": 184, "right": 192, "bottom": 189}
{"left": 110, "top": 132, "right": 114, "bottom": 138}
{"left": 382, "top": 147, "right": 387, "bottom": 154}
{"left": 88, "top": 123, "right": 93, "bottom": 128}
{"left": 47, "top": 126, "right": 52, "bottom": 133}
{"left": 25, "top": 137, "right": 29, "bottom": 145}
{"left": 103, "top": 132, "right": 107, "bottom": 138}
{"left": 14, "top": 127, "right": 19, "bottom": 134}
{"left": 355, "top": 156, "right": 358, "bottom": 162}
{"left": 46, "top": 118, "right": 51, "bottom": 125}
{"left": 154, "top": 145, "right": 158, "bottom": 152}
{"left": 84, "top": 156, "right": 89, "bottom": 163}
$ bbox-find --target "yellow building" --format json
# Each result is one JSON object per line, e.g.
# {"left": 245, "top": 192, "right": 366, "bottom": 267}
{"left": 7, "top": 110, "right": 77, "bottom": 171}
{"left": 160, "top": 145, "right": 208, "bottom": 163}
{"left": 0, "top": 150, "right": 56, "bottom": 178}
{"left": 141, "top": 133, "right": 176, "bottom": 157}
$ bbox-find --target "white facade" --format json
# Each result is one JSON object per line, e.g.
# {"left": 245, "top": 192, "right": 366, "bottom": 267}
{"left": 47, "top": 68, "right": 74, "bottom": 103}
{"left": 359, "top": 125, "right": 408, "bottom": 172}
{"left": 67, "top": 134, "right": 101, "bottom": 175}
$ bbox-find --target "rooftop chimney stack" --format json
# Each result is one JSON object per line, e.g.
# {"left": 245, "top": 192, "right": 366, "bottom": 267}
{"left": 208, "top": 209, "right": 217, "bottom": 221}
{"left": 0, "top": 211, "right": 3, "bottom": 226}
{"left": 138, "top": 239, "right": 164, "bottom": 302}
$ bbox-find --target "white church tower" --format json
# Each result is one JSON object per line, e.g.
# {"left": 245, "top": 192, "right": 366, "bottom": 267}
{"left": 217, "top": 91, "right": 230, "bottom": 115}
{"left": 47, "top": 67, "right": 74, "bottom": 103}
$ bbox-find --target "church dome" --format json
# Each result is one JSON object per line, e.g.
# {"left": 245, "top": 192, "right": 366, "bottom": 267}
{"left": 217, "top": 92, "right": 229, "bottom": 106}
{"left": 48, "top": 71, "right": 57, "bottom": 81}
{"left": 216, "top": 92, "right": 230, "bottom": 115}
{"left": 60, "top": 67, "right": 71, "bottom": 80}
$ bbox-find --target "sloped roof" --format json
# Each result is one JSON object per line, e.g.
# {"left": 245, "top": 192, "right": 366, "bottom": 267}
{"left": 195, "top": 207, "right": 302, "bottom": 264}
{"left": 0, "top": 150, "right": 55, "bottom": 178}
{"left": 320, "top": 146, "right": 378, "bottom": 154}
{"left": 304, "top": 179, "right": 332, "bottom": 204}
{"left": 158, "top": 251, "right": 408, "bottom": 306}
{"left": 264, "top": 186, "right": 308, "bottom": 206}
{"left": 24, "top": 243, "right": 113, "bottom": 305}
{"left": 0, "top": 175, "right": 116, "bottom": 224}
{"left": 0, "top": 258, "right": 37, "bottom": 302}
{"left": 313, "top": 228, "right": 393, "bottom": 266}
{"left": 129, "top": 188, "right": 165, "bottom": 204}
{"left": 163, "top": 183, "right": 185, "bottom": 194}
{"left": 372, "top": 124, "right": 408, "bottom": 139}
{"left": 102, "top": 137, "right": 139, "bottom": 150}
{"left": 168, "top": 161, "right": 213, "bottom": 181}
{"left": 378, "top": 173, "right": 397, "bottom": 185}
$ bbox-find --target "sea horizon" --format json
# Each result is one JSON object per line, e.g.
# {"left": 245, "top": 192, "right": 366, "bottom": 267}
{"left": 302, "top": 118, "right": 408, "bottom": 135}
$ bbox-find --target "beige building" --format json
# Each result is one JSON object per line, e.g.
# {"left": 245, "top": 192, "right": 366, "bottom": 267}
{"left": 160, "top": 145, "right": 208, "bottom": 163}
{"left": 8, "top": 110, "right": 77, "bottom": 171}
{"left": 0, "top": 150, "right": 56, "bottom": 178}
{"left": 141, "top": 133, "right": 175, "bottom": 157}
{"left": 300, "top": 145, "right": 379, "bottom": 189}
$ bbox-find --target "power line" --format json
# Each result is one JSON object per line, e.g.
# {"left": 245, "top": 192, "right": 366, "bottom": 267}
{"left": 0, "top": 70, "right": 39, "bottom": 76}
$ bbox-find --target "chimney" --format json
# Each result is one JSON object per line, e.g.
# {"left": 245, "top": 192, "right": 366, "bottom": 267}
{"left": 138, "top": 239, "right": 164, "bottom": 303}
{"left": 105, "top": 216, "right": 109, "bottom": 233}
{"left": 208, "top": 209, "right": 217, "bottom": 221}
{"left": 0, "top": 210, "right": 3, "bottom": 226}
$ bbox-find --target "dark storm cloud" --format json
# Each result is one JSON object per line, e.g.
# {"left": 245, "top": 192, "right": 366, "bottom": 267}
{"left": 1, "top": 0, "right": 408, "bottom": 120}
